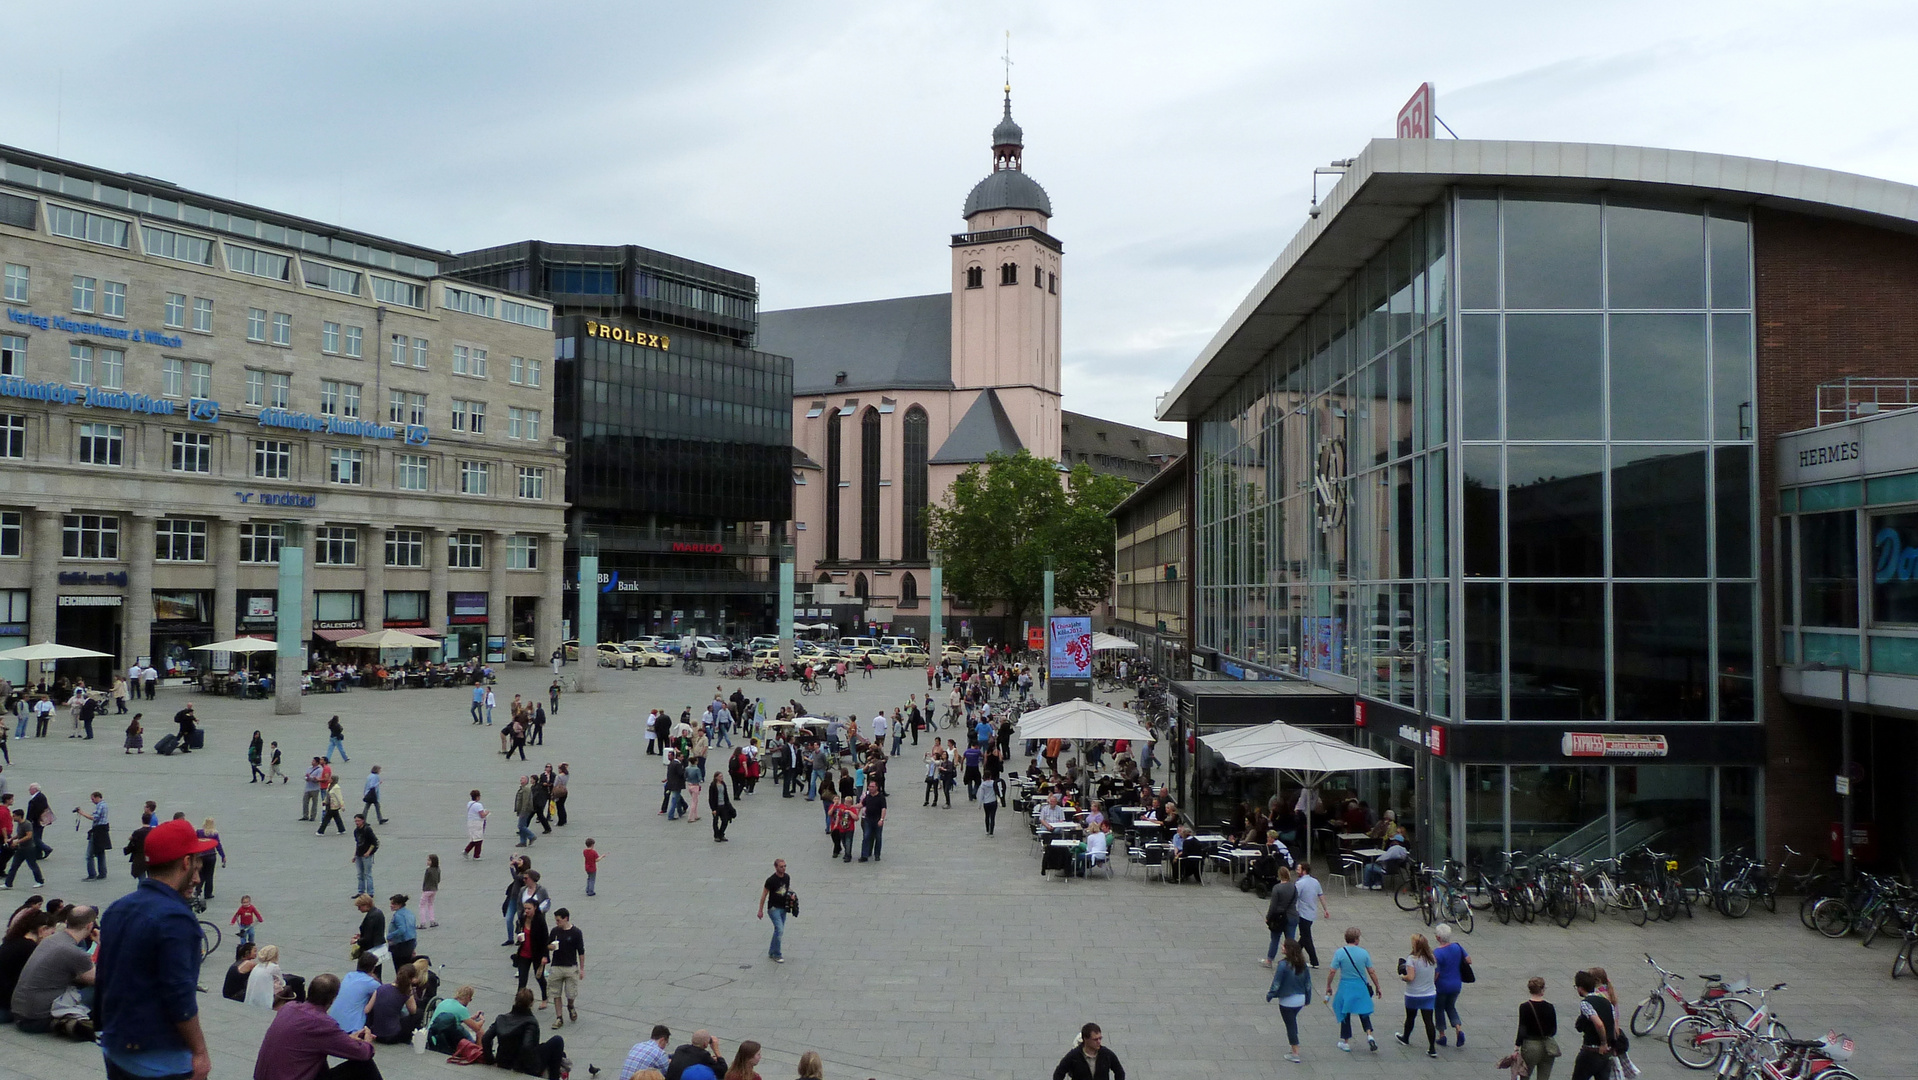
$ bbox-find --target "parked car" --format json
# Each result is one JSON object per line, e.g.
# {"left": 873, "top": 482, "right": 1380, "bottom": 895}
{"left": 963, "top": 644, "right": 986, "bottom": 661}
{"left": 846, "top": 646, "right": 894, "bottom": 669}
{"left": 598, "top": 643, "right": 640, "bottom": 668}
{"left": 562, "top": 639, "right": 581, "bottom": 661}
{"left": 886, "top": 644, "right": 929, "bottom": 667}
{"left": 511, "top": 636, "right": 536, "bottom": 661}
{"left": 751, "top": 648, "right": 783, "bottom": 669}
{"left": 632, "top": 646, "right": 675, "bottom": 667}
{"left": 622, "top": 636, "right": 661, "bottom": 651}
{"left": 748, "top": 635, "right": 778, "bottom": 653}
{"left": 838, "top": 635, "right": 880, "bottom": 651}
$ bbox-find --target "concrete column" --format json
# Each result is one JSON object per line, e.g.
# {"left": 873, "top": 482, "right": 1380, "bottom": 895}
{"left": 28, "top": 509, "right": 61, "bottom": 645}
{"left": 213, "top": 519, "right": 240, "bottom": 642}
{"left": 363, "top": 527, "right": 386, "bottom": 631}
{"left": 274, "top": 528, "right": 306, "bottom": 716}
{"left": 427, "top": 529, "right": 450, "bottom": 639}
{"left": 575, "top": 542, "right": 598, "bottom": 694}
{"left": 487, "top": 531, "right": 509, "bottom": 649}
{"left": 123, "top": 513, "right": 156, "bottom": 669}
{"left": 537, "top": 533, "right": 563, "bottom": 666}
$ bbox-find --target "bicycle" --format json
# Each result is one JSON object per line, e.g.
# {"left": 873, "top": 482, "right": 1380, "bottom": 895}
{"left": 199, "top": 918, "right": 221, "bottom": 959}
{"left": 681, "top": 657, "right": 705, "bottom": 676}
{"left": 1669, "top": 982, "right": 1791, "bottom": 1070}
{"left": 1627, "top": 954, "right": 1756, "bottom": 1037}
{"left": 1892, "top": 926, "right": 1917, "bottom": 979}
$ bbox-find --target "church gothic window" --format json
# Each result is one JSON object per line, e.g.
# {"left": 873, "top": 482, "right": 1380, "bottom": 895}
{"left": 900, "top": 572, "right": 920, "bottom": 609}
{"left": 854, "top": 572, "right": 869, "bottom": 601}
{"left": 965, "top": 266, "right": 984, "bottom": 289}
{"left": 860, "top": 406, "right": 881, "bottom": 561}
{"left": 901, "top": 406, "right": 929, "bottom": 562}
{"left": 825, "top": 410, "right": 842, "bottom": 560}
{"left": 999, "top": 262, "right": 1018, "bottom": 286}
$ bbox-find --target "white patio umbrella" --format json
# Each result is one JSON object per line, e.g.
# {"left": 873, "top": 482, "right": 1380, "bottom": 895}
{"left": 189, "top": 635, "right": 281, "bottom": 679}
{"left": 1013, "top": 698, "right": 1155, "bottom": 743}
{"left": 1199, "top": 721, "right": 1410, "bottom": 868}
{"left": 1090, "top": 632, "right": 1138, "bottom": 652}
{"left": 332, "top": 628, "right": 441, "bottom": 650}
{"left": 0, "top": 642, "right": 114, "bottom": 661}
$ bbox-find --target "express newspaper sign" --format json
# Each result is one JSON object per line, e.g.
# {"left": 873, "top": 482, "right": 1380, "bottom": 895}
{"left": 1561, "top": 732, "right": 1670, "bottom": 758}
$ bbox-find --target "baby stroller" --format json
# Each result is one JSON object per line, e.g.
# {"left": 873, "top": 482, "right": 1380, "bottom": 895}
{"left": 1239, "top": 849, "right": 1282, "bottom": 898}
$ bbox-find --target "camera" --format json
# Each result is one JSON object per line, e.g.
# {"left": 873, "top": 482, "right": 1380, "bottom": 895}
{"left": 1397, "top": 957, "right": 1407, "bottom": 976}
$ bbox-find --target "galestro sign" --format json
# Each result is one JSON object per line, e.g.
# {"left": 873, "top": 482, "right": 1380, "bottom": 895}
{"left": 585, "top": 321, "right": 671, "bottom": 351}
{"left": 1561, "top": 732, "right": 1669, "bottom": 758}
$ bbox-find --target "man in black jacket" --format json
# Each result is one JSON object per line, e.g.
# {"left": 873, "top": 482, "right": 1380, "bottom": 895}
{"left": 1052, "top": 1022, "right": 1125, "bottom": 1080}
{"left": 663, "top": 1031, "right": 725, "bottom": 1080}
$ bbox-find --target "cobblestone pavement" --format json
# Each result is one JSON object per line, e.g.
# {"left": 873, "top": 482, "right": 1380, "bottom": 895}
{"left": 0, "top": 664, "right": 1910, "bottom": 1080}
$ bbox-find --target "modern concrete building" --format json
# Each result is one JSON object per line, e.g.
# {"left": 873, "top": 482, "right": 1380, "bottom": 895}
{"left": 1108, "top": 452, "right": 1189, "bottom": 675}
{"left": 1159, "top": 136, "right": 1918, "bottom": 871}
{"left": 0, "top": 145, "right": 566, "bottom": 688}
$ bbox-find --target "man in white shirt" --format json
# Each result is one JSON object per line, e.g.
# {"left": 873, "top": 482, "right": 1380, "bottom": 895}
{"left": 1292, "top": 862, "right": 1330, "bottom": 966}
{"left": 869, "top": 713, "right": 887, "bottom": 746}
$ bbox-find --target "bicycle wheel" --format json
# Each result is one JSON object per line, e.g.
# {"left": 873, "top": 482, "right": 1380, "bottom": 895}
{"left": 1578, "top": 887, "right": 1598, "bottom": 923}
{"left": 199, "top": 919, "right": 221, "bottom": 959}
{"left": 1892, "top": 937, "right": 1915, "bottom": 979}
{"left": 1623, "top": 887, "right": 1650, "bottom": 927}
{"left": 1860, "top": 907, "right": 1890, "bottom": 948}
{"left": 1811, "top": 898, "right": 1854, "bottom": 939}
{"left": 1799, "top": 893, "right": 1822, "bottom": 930}
{"left": 1717, "top": 998, "right": 1758, "bottom": 1029}
{"left": 1667, "top": 1017, "right": 1723, "bottom": 1069}
{"left": 1451, "top": 899, "right": 1474, "bottom": 934}
{"left": 1629, "top": 994, "right": 1666, "bottom": 1037}
{"left": 1395, "top": 880, "right": 1421, "bottom": 911}
{"left": 1719, "top": 886, "right": 1752, "bottom": 920}
{"left": 1495, "top": 893, "right": 1514, "bottom": 925}
{"left": 1553, "top": 891, "right": 1577, "bottom": 928}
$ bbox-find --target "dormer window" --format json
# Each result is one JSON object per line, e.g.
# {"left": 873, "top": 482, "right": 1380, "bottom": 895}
{"left": 965, "top": 266, "right": 984, "bottom": 289}
{"left": 999, "top": 263, "right": 1018, "bottom": 286}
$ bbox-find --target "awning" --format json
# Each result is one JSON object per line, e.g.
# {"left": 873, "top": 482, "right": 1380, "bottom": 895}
{"left": 312, "top": 628, "right": 367, "bottom": 643}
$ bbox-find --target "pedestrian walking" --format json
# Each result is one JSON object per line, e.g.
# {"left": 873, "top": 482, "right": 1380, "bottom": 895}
{"left": 361, "top": 766, "right": 390, "bottom": 824}
{"left": 471, "top": 683, "right": 486, "bottom": 725}
{"left": 247, "top": 731, "right": 265, "bottom": 783}
{"left": 1265, "top": 937, "right": 1314, "bottom": 1063}
{"left": 485, "top": 686, "right": 497, "bottom": 725}
{"left": 1294, "top": 862, "right": 1329, "bottom": 967}
{"left": 1394, "top": 932, "right": 1439, "bottom": 1057}
{"left": 464, "top": 789, "right": 488, "bottom": 859}
{"left": 549, "top": 679, "right": 561, "bottom": 715}
{"left": 582, "top": 838, "right": 600, "bottom": 896}
{"left": 515, "top": 776, "right": 540, "bottom": 846}
{"left": 316, "top": 778, "right": 347, "bottom": 834}
{"left": 1513, "top": 977, "right": 1559, "bottom": 1080}
{"left": 531, "top": 704, "right": 547, "bottom": 745}
{"left": 512, "top": 900, "right": 551, "bottom": 1008}
{"left": 141, "top": 663, "right": 158, "bottom": 700}
{"left": 1571, "top": 971, "right": 1615, "bottom": 1080}
{"left": 75, "top": 791, "right": 111, "bottom": 880}
{"left": 1264, "top": 866, "right": 1298, "bottom": 965}
{"left": 709, "top": 773, "right": 736, "bottom": 842}
{"left": 420, "top": 854, "right": 440, "bottom": 927}
{"left": 1433, "top": 924, "right": 1469, "bottom": 1048}
{"left": 1324, "top": 926, "right": 1382, "bottom": 1053}
{"left": 980, "top": 766, "right": 999, "bottom": 835}
{"left": 267, "top": 741, "right": 285, "bottom": 783}
{"left": 324, "top": 715, "right": 349, "bottom": 762}
{"left": 1587, "top": 966, "right": 1638, "bottom": 1076}
{"left": 858, "top": 780, "right": 887, "bottom": 862}
{"left": 552, "top": 763, "right": 570, "bottom": 827}
{"left": 195, "top": 818, "right": 226, "bottom": 900}
{"left": 350, "top": 814, "right": 379, "bottom": 896}
{"left": 547, "top": 908, "right": 585, "bottom": 1028}
{"left": 1051, "top": 1022, "right": 1124, "bottom": 1080}
{"left": 683, "top": 757, "right": 703, "bottom": 824}
{"left": 757, "top": 858, "right": 790, "bottom": 963}
{"left": 111, "top": 676, "right": 128, "bottom": 715}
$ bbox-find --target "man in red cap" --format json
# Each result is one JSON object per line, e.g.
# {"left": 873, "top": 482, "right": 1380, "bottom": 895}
{"left": 95, "top": 817, "right": 218, "bottom": 1080}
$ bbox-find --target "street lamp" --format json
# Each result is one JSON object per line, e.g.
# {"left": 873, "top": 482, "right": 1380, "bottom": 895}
{"left": 1802, "top": 660, "right": 1855, "bottom": 882}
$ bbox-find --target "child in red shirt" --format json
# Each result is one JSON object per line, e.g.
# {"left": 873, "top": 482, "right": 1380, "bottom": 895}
{"left": 583, "top": 838, "right": 602, "bottom": 897}
{"left": 230, "top": 895, "right": 264, "bottom": 945}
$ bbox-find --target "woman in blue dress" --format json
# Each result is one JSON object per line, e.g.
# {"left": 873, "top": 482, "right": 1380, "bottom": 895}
{"left": 1323, "top": 925, "right": 1383, "bottom": 1052}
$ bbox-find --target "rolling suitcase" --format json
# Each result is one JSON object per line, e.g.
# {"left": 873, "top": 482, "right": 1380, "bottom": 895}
{"left": 187, "top": 729, "right": 205, "bottom": 750}
{"left": 155, "top": 733, "right": 179, "bottom": 756}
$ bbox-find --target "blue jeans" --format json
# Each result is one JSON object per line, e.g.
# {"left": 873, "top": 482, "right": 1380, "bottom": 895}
{"left": 86, "top": 845, "right": 107, "bottom": 879}
{"left": 13, "top": 711, "right": 26, "bottom": 738}
{"left": 665, "top": 794, "right": 685, "bottom": 821}
{"left": 1266, "top": 917, "right": 1293, "bottom": 960}
{"left": 237, "top": 924, "right": 256, "bottom": 945}
{"left": 860, "top": 820, "right": 883, "bottom": 860}
{"left": 519, "top": 814, "right": 538, "bottom": 842}
{"left": 767, "top": 905, "right": 786, "bottom": 958}
{"left": 471, "top": 701, "right": 483, "bottom": 723}
{"left": 1280, "top": 1004, "right": 1303, "bottom": 1046}
{"left": 716, "top": 724, "right": 732, "bottom": 747}
{"left": 326, "top": 736, "right": 348, "bottom": 761}
{"left": 1435, "top": 989, "right": 1462, "bottom": 1029}
{"left": 354, "top": 854, "right": 375, "bottom": 895}
{"left": 890, "top": 732, "right": 903, "bottom": 756}
{"left": 585, "top": 872, "right": 596, "bottom": 897}
{"left": 807, "top": 769, "right": 823, "bottom": 801}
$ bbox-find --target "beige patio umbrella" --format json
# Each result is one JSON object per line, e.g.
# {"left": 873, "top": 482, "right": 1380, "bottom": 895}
{"left": 0, "top": 642, "right": 114, "bottom": 661}
{"left": 190, "top": 636, "right": 281, "bottom": 655}
{"left": 333, "top": 628, "right": 441, "bottom": 650}
{"left": 1199, "top": 721, "right": 1410, "bottom": 867}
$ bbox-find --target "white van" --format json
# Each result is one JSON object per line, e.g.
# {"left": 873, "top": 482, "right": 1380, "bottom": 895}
{"left": 692, "top": 636, "right": 732, "bottom": 661}
{"left": 880, "top": 636, "right": 919, "bottom": 651}
{"left": 839, "top": 636, "right": 879, "bottom": 651}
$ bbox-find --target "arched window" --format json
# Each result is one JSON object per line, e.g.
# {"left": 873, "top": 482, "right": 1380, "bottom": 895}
{"left": 965, "top": 265, "right": 984, "bottom": 289}
{"left": 825, "top": 410, "right": 842, "bottom": 561}
{"left": 814, "top": 571, "right": 833, "bottom": 585}
{"left": 901, "top": 406, "right": 929, "bottom": 562}
{"left": 860, "top": 407, "right": 880, "bottom": 561}
{"left": 854, "top": 573, "right": 868, "bottom": 601}
{"left": 999, "top": 262, "right": 1018, "bottom": 286}
{"left": 900, "top": 572, "right": 920, "bottom": 609}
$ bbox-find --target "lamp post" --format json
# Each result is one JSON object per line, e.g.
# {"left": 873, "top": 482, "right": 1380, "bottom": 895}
{"left": 777, "top": 541, "right": 796, "bottom": 670}
{"left": 273, "top": 521, "right": 305, "bottom": 716}
{"left": 575, "top": 532, "right": 598, "bottom": 694}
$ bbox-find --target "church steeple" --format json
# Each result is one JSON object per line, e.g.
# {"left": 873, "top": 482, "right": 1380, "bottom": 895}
{"left": 992, "top": 93, "right": 1023, "bottom": 172}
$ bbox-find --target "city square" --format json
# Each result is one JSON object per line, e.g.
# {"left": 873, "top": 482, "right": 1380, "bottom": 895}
{"left": 0, "top": 666, "right": 1908, "bottom": 1080}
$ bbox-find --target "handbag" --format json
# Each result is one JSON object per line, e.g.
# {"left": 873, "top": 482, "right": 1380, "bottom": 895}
{"left": 1460, "top": 955, "right": 1477, "bottom": 983}
{"left": 1526, "top": 1003, "right": 1563, "bottom": 1058}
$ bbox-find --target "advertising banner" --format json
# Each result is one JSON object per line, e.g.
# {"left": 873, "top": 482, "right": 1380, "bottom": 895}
{"left": 1047, "top": 616, "right": 1092, "bottom": 679}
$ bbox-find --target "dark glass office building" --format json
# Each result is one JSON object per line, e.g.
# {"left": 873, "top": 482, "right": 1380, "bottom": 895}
{"left": 447, "top": 242, "right": 793, "bottom": 641}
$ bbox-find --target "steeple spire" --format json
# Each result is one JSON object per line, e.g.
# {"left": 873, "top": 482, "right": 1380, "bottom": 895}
{"left": 992, "top": 32, "right": 1024, "bottom": 173}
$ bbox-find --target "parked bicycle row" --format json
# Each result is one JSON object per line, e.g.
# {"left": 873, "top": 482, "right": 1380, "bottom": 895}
{"left": 1629, "top": 953, "right": 1861, "bottom": 1080}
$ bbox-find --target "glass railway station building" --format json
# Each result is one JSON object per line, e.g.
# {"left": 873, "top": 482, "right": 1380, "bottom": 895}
{"left": 1157, "top": 139, "right": 1918, "bottom": 872}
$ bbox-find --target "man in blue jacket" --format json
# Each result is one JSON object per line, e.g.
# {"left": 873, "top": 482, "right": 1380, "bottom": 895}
{"left": 96, "top": 817, "right": 218, "bottom": 1080}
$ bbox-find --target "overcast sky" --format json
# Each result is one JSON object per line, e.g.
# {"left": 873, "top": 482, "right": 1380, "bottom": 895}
{"left": 7, "top": 1, "right": 1915, "bottom": 433}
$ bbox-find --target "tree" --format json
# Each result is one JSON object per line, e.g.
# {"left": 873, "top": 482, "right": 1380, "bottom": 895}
{"left": 925, "top": 450, "right": 1135, "bottom": 628}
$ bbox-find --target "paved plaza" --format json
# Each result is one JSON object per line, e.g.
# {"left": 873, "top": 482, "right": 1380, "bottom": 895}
{"left": 0, "top": 664, "right": 1909, "bottom": 1080}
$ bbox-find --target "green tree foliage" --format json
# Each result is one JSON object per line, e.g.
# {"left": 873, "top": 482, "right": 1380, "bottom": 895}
{"left": 925, "top": 450, "right": 1134, "bottom": 625}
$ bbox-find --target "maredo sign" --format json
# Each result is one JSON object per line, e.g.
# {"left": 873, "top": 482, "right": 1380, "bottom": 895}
{"left": 1561, "top": 732, "right": 1670, "bottom": 758}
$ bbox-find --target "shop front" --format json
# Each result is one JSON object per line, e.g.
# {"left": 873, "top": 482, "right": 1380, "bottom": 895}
{"left": 55, "top": 587, "right": 122, "bottom": 686}
{"left": 445, "top": 592, "right": 488, "bottom": 661}
{"left": 150, "top": 590, "right": 215, "bottom": 678}
{"left": 237, "top": 590, "right": 279, "bottom": 637}
{"left": 0, "top": 589, "right": 28, "bottom": 685}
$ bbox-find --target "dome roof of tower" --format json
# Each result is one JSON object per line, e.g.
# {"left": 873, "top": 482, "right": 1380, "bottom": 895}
{"left": 963, "top": 169, "right": 1052, "bottom": 218}
{"left": 993, "top": 112, "right": 1024, "bottom": 147}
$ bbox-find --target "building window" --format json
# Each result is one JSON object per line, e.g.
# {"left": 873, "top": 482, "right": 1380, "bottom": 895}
{"left": 397, "top": 453, "right": 429, "bottom": 491}
{"left": 192, "top": 297, "right": 213, "bottom": 333}
{"left": 245, "top": 369, "right": 265, "bottom": 406}
{"left": 163, "top": 358, "right": 182, "bottom": 398}
{"left": 271, "top": 312, "right": 291, "bottom": 347}
{"left": 187, "top": 361, "right": 211, "bottom": 401}
{"left": 0, "top": 414, "right": 23, "bottom": 459}
{"left": 327, "top": 446, "right": 364, "bottom": 486}
{"left": 163, "top": 293, "right": 186, "bottom": 328}
{"left": 385, "top": 529, "right": 424, "bottom": 567}
{"left": 389, "top": 334, "right": 408, "bottom": 365}
{"left": 168, "top": 359, "right": 209, "bottom": 400}
{"left": 506, "top": 534, "right": 539, "bottom": 569}
{"left": 1034, "top": 263, "right": 1042, "bottom": 288}
{"left": 343, "top": 325, "right": 362, "bottom": 358}
{"left": 999, "top": 262, "right": 1018, "bottom": 286}
{"left": 253, "top": 439, "right": 290, "bottom": 479}
{"left": 447, "top": 531, "right": 485, "bottom": 568}
{"left": 443, "top": 287, "right": 495, "bottom": 317}
{"left": 501, "top": 300, "right": 548, "bottom": 328}
{"left": 48, "top": 206, "right": 129, "bottom": 248}
{"left": 320, "top": 380, "right": 361, "bottom": 418}
{"left": 224, "top": 244, "right": 291, "bottom": 281}
{"left": 371, "top": 276, "right": 425, "bottom": 309}
{"left": 389, "top": 391, "right": 426, "bottom": 426}
{"left": 77, "top": 422, "right": 122, "bottom": 466}
{"left": 523, "top": 357, "right": 542, "bottom": 387}
{"left": 509, "top": 355, "right": 544, "bottom": 386}
{"left": 239, "top": 522, "right": 284, "bottom": 564}
{"left": 72, "top": 275, "right": 96, "bottom": 313}
{"left": 0, "top": 334, "right": 20, "bottom": 376}
{"left": 451, "top": 399, "right": 485, "bottom": 434}
{"left": 248, "top": 370, "right": 290, "bottom": 409}
{"left": 314, "top": 526, "right": 359, "bottom": 566}
{"left": 516, "top": 465, "right": 545, "bottom": 500}
{"left": 247, "top": 308, "right": 267, "bottom": 342}
{"left": 508, "top": 408, "right": 541, "bottom": 440}
{"left": 314, "top": 590, "right": 363, "bottom": 624}
{"left": 458, "top": 459, "right": 491, "bottom": 495}
{"left": 169, "top": 431, "right": 212, "bottom": 473}
{"left": 965, "top": 265, "right": 983, "bottom": 289}
{"left": 102, "top": 280, "right": 126, "bottom": 318}
{"left": 61, "top": 513, "right": 120, "bottom": 559}
{"left": 860, "top": 406, "right": 881, "bottom": 560}
{"left": 74, "top": 346, "right": 124, "bottom": 389}
{"left": 0, "top": 511, "right": 18, "bottom": 557}
{"left": 302, "top": 261, "right": 361, "bottom": 296}
{"left": 141, "top": 225, "right": 213, "bottom": 265}
{"left": 3, "top": 263, "right": 27, "bottom": 303}
{"left": 901, "top": 405, "right": 929, "bottom": 562}
{"left": 154, "top": 518, "right": 207, "bottom": 562}
{"left": 412, "top": 337, "right": 428, "bottom": 368}
{"left": 825, "top": 410, "right": 842, "bottom": 561}
{"left": 452, "top": 345, "right": 488, "bottom": 378}
{"left": 900, "top": 572, "right": 919, "bottom": 608}
{"left": 1048, "top": 271, "right": 1057, "bottom": 294}
{"left": 322, "top": 322, "right": 340, "bottom": 353}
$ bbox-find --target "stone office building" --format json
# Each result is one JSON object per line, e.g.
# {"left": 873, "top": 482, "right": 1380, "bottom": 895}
{"left": 0, "top": 145, "right": 567, "bottom": 686}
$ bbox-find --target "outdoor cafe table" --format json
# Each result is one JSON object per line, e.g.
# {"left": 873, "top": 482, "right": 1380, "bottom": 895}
{"left": 1338, "top": 832, "right": 1372, "bottom": 844}
{"left": 1041, "top": 839, "right": 1079, "bottom": 877}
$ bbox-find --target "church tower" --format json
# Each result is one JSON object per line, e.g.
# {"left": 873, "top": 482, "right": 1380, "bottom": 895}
{"left": 949, "top": 89, "right": 1062, "bottom": 462}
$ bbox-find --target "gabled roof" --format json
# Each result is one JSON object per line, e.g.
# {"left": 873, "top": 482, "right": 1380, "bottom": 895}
{"left": 930, "top": 388, "right": 1024, "bottom": 464}
{"left": 758, "top": 294, "right": 954, "bottom": 396}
